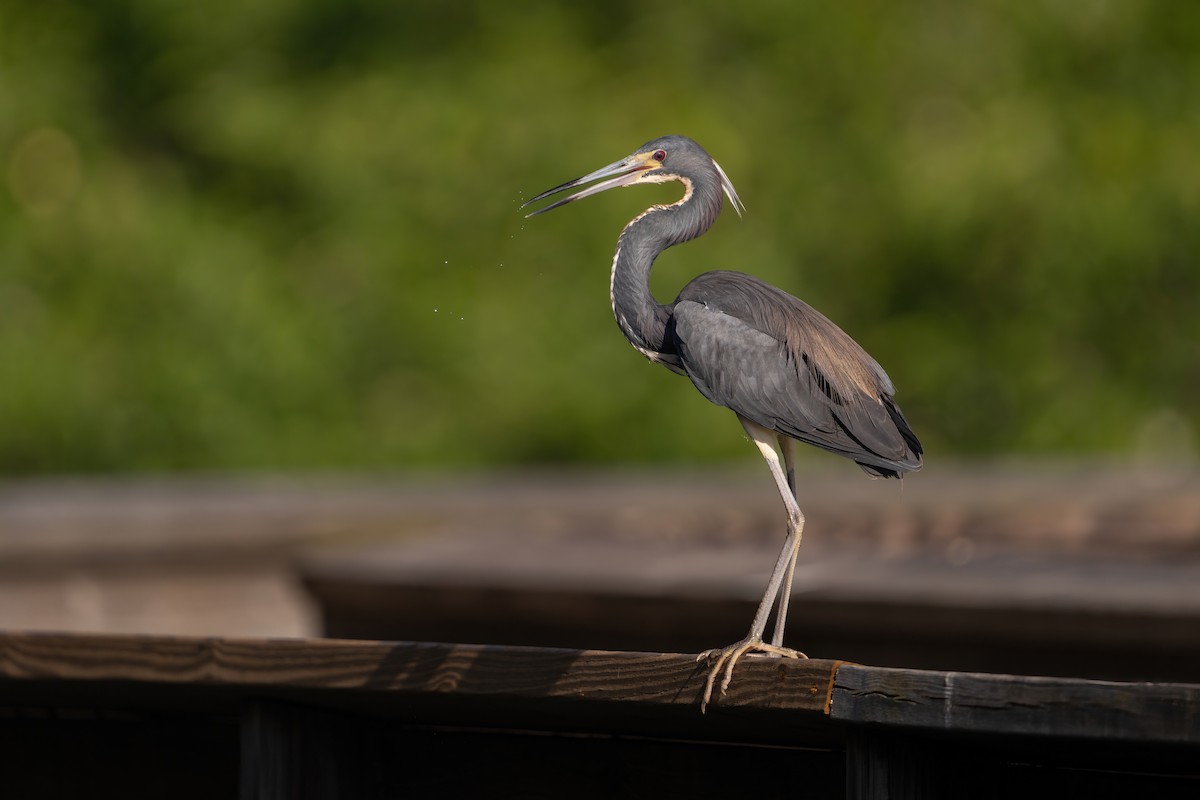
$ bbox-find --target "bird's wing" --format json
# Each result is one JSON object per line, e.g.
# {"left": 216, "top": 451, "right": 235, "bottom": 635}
{"left": 668, "top": 274, "right": 921, "bottom": 474}
{"left": 670, "top": 300, "right": 829, "bottom": 430}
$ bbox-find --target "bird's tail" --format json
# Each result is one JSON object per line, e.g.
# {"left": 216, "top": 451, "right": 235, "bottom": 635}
{"left": 856, "top": 397, "right": 923, "bottom": 479}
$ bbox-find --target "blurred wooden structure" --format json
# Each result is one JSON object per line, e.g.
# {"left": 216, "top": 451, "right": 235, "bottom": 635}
{"left": 2, "top": 465, "right": 1197, "bottom": 648}
{"left": 1, "top": 631, "right": 1198, "bottom": 799}
{"left": 290, "top": 467, "right": 1200, "bottom": 685}
{"left": 1, "top": 468, "right": 1198, "bottom": 795}
{"left": 303, "top": 532, "right": 1200, "bottom": 684}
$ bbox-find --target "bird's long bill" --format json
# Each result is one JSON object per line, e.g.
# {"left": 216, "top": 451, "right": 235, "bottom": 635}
{"left": 521, "top": 156, "right": 652, "bottom": 218}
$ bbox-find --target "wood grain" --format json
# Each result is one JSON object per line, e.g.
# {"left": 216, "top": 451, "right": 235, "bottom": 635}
{"left": 0, "top": 631, "right": 837, "bottom": 715}
{"left": 831, "top": 664, "right": 1200, "bottom": 744}
{"left": 7, "top": 631, "right": 1198, "bottom": 750}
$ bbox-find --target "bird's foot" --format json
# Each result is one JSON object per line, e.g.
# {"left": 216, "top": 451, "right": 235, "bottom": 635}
{"left": 697, "top": 638, "right": 807, "bottom": 713}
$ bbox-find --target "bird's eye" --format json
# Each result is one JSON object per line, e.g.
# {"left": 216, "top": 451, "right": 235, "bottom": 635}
{"left": 652, "top": 149, "right": 666, "bottom": 162}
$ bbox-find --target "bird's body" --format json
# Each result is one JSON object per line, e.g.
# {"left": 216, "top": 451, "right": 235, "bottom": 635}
{"left": 524, "top": 134, "right": 921, "bottom": 710}
{"left": 649, "top": 269, "right": 920, "bottom": 478}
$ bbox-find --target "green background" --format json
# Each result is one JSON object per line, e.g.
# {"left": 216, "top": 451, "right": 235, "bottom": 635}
{"left": 2, "top": 1, "right": 1197, "bottom": 473}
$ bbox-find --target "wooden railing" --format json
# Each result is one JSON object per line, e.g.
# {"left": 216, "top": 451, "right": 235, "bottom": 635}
{"left": 2, "top": 631, "right": 1198, "bottom": 798}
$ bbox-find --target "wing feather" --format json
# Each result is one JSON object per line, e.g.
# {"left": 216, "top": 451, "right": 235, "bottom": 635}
{"left": 667, "top": 271, "right": 922, "bottom": 476}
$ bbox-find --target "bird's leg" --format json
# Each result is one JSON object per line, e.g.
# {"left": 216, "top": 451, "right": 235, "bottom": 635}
{"left": 699, "top": 420, "right": 808, "bottom": 711}
{"left": 770, "top": 435, "right": 803, "bottom": 648}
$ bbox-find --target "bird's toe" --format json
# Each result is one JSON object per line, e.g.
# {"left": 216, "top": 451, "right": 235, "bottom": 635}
{"left": 698, "top": 638, "right": 808, "bottom": 712}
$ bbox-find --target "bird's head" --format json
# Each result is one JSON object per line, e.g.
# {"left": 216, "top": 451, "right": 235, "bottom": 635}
{"left": 522, "top": 135, "right": 744, "bottom": 219}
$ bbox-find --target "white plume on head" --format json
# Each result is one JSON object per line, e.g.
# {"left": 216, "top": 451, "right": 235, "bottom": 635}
{"left": 712, "top": 159, "right": 745, "bottom": 217}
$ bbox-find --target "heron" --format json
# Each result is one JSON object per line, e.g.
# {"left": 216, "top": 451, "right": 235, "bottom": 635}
{"left": 522, "top": 135, "right": 922, "bottom": 710}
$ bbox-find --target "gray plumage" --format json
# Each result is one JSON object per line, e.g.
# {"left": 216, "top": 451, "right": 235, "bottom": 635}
{"left": 523, "top": 134, "right": 922, "bottom": 709}
{"left": 668, "top": 271, "right": 922, "bottom": 477}
{"left": 528, "top": 134, "right": 922, "bottom": 477}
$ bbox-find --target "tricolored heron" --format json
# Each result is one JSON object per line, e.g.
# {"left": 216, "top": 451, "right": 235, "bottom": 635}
{"left": 522, "top": 135, "right": 922, "bottom": 710}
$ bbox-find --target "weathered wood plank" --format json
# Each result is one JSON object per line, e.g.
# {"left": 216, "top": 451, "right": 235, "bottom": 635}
{"left": 0, "top": 631, "right": 837, "bottom": 716}
{"left": 845, "top": 727, "right": 988, "bottom": 800}
{"left": 831, "top": 664, "right": 1200, "bottom": 744}
{"left": 241, "top": 701, "right": 383, "bottom": 800}
{"left": 237, "top": 700, "right": 847, "bottom": 800}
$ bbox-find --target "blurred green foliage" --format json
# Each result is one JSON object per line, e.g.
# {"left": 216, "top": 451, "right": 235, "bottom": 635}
{"left": 1, "top": 0, "right": 1197, "bottom": 473}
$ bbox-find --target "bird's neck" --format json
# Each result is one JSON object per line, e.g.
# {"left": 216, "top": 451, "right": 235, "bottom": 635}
{"left": 609, "top": 178, "right": 723, "bottom": 355}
